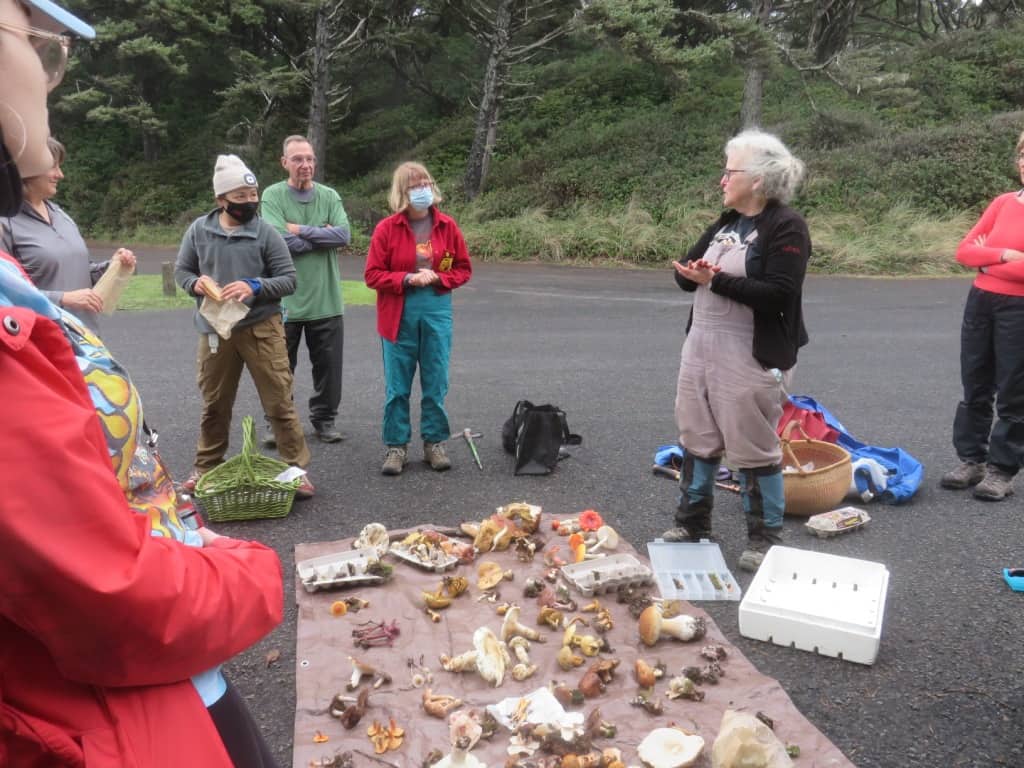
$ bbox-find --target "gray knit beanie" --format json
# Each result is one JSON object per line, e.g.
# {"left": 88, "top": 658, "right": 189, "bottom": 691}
{"left": 212, "top": 154, "right": 258, "bottom": 196}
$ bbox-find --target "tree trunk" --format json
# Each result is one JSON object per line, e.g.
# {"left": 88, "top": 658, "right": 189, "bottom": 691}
{"left": 739, "top": 0, "right": 772, "bottom": 130}
{"left": 142, "top": 130, "right": 160, "bottom": 162}
{"left": 463, "top": 0, "right": 513, "bottom": 201}
{"left": 808, "top": 0, "right": 860, "bottom": 63}
{"left": 307, "top": 2, "right": 331, "bottom": 181}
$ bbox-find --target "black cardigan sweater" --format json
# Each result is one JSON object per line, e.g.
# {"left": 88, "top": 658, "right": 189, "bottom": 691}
{"left": 675, "top": 201, "right": 810, "bottom": 371}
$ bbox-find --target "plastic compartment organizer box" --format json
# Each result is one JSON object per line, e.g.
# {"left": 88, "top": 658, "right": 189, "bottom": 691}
{"left": 738, "top": 546, "right": 889, "bottom": 665}
{"left": 647, "top": 540, "right": 742, "bottom": 602}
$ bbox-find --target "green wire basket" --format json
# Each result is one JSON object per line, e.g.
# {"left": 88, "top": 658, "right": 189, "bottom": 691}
{"left": 195, "top": 416, "right": 300, "bottom": 522}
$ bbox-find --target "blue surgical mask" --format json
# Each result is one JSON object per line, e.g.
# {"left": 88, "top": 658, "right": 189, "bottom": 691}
{"left": 409, "top": 186, "right": 434, "bottom": 211}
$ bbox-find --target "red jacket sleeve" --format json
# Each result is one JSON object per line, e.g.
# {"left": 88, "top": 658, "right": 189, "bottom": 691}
{"left": 437, "top": 221, "right": 472, "bottom": 291}
{"left": 956, "top": 195, "right": 1012, "bottom": 268}
{"left": 0, "top": 313, "right": 283, "bottom": 688}
{"left": 364, "top": 219, "right": 407, "bottom": 295}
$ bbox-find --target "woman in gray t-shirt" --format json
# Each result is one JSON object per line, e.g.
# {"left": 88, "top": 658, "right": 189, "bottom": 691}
{"left": 1, "top": 137, "right": 134, "bottom": 333}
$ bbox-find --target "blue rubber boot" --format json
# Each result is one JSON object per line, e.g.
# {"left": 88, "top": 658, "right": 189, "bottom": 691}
{"left": 663, "top": 452, "right": 720, "bottom": 542}
{"left": 738, "top": 465, "right": 785, "bottom": 572}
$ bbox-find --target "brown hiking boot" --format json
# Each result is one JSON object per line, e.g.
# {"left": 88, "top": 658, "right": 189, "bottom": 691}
{"left": 973, "top": 465, "right": 1015, "bottom": 501}
{"left": 940, "top": 460, "right": 986, "bottom": 490}
{"left": 381, "top": 445, "right": 408, "bottom": 476}
{"left": 424, "top": 441, "right": 451, "bottom": 471}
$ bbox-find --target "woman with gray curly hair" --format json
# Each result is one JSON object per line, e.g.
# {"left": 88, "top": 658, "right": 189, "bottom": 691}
{"left": 663, "top": 129, "right": 811, "bottom": 573}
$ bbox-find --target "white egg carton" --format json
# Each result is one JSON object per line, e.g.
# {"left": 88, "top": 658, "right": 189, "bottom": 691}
{"left": 296, "top": 548, "right": 387, "bottom": 593}
{"left": 560, "top": 553, "right": 653, "bottom": 597}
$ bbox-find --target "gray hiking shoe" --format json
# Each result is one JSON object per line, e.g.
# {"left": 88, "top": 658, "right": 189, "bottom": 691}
{"left": 381, "top": 445, "right": 408, "bottom": 476}
{"left": 738, "top": 526, "right": 783, "bottom": 573}
{"left": 261, "top": 427, "right": 276, "bottom": 450}
{"left": 424, "top": 441, "right": 452, "bottom": 472}
{"left": 661, "top": 527, "right": 699, "bottom": 543}
{"left": 940, "top": 460, "right": 985, "bottom": 490}
{"left": 973, "top": 465, "right": 1015, "bottom": 501}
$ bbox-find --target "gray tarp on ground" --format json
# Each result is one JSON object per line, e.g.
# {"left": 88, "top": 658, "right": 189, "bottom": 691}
{"left": 292, "top": 522, "right": 856, "bottom": 768}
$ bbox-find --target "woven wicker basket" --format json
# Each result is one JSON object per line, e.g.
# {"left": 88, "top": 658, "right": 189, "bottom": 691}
{"left": 195, "top": 416, "right": 299, "bottom": 522}
{"left": 780, "top": 422, "right": 853, "bottom": 517}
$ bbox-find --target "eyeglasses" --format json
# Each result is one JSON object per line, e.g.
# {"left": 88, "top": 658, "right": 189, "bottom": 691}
{"left": 0, "top": 20, "right": 72, "bottom": 92}
{"left": 722, "top": 169, "right": 748, "bottom": 181}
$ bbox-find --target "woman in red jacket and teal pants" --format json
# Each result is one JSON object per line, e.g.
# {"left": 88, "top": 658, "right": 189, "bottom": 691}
{"left": 365, "top": 162, "right": 473, "bottom": 475}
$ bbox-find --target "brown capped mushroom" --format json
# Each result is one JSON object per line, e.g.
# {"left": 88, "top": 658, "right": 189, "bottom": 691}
{"left": 638, "top": 605, "right": 706, "bottom": 646}
{"left": 635, "top": 658, "right": 666, "bottom": 688}
{"left": 477, "top": 561, "right": 507, "bottom": 591}
{"left": 422, "top": 688, "right": 463, "bottom": 718}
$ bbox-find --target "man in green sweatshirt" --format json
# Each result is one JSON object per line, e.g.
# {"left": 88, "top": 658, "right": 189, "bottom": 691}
{"left": 261, "top": 135, "right": 351, "bottom": 444}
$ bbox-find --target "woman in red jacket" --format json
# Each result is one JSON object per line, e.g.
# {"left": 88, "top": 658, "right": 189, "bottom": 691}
{"left": 365, "top": 162, "right": 472, "bottom": 475}
{"left": 941, "top": 131, "right": 1024, "bottom": 501}
{"left": 0, "top": 2, "right": 282, "bottom": 766}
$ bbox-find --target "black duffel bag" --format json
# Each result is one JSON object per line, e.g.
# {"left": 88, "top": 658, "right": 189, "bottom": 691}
{"left": 501, "top": 400, "right": 582, "bottom": 475}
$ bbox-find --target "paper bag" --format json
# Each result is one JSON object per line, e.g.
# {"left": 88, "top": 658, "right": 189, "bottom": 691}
{"left": 93, "top": 258, "right": 136, "bottom": 315}
{"left": 199, "top": 297, "right": 250, "bottom": 339}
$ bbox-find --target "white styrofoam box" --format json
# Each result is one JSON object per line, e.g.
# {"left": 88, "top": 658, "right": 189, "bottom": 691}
{"left": 738, "top": 545, "right": 889, "bottom": 665}
{"left": 647, "top": 540, "right": 742, "bottom": 601}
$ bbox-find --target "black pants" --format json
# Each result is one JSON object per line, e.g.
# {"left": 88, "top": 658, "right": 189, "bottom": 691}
{"left": 953, "top": 286, "right": 1024, "bottom": 472}
{"left": 207, "top": 680, "right": 279, "bottom": 768}
{"left": 285, "top": 315, "right": 344, "bottom": 427}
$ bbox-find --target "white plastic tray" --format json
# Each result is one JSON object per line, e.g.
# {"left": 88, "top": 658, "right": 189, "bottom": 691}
{"left": 296, "top": 548, "right": 387, "bottom": 593}
{"left": 388, "top": 541, "right": 459, "bottom": 572}
{"left": 647, "top": 540, "right": 741, "bottom": 601}
{"left": 560, "top": 553, "right": 653, "bottom": 596}
{"left": 738, "top": 545, "right": 889, "bottom": 665}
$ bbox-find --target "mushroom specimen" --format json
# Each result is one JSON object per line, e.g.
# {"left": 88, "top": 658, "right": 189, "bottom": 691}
{"left": 638, "top": 606, "right": 706, "bottom": 646}
{"left": 422, "top": 688, "right": 463, "bottom": 718}
{"left": 440, "top": 626, "right": 512, "bottom": 686}
{"left": 353, "top": 522, "right": 390, "bottom": 556}
{"left": 501, "top": 605, "right": 545, "bottom": 642}
{"left": 590, "top": 525, "right": 620, "bottom": 552}
{"left": 665, "top": 675, "right": 705, "bottom": 702}
{"left": 477, "top": 561, "right": 513, "bottom": 591}
{"left": 636, "top": 727, "right": 705, "bottom": 768}
{"left": 366, "top": 718, "right": 404, "bottom": 754}
{"left": 634, "top": 658, "right": 666, "bottom": 688}
{"left": 328, "top": 687, "right": 369, "bottom": 729}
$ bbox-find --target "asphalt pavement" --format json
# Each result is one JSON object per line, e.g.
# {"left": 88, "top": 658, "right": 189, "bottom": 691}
{"left": 95, "top": 248, "right": 1023, "bottom": 768}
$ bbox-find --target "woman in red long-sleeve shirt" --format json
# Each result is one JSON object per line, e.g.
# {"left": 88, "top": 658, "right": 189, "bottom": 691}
{"left": 941, "top": 131, "right": 1024, "bottom": 500}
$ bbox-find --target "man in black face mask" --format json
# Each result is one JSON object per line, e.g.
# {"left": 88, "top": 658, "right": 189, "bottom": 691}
{"left": 175, "top": 154, "right": 316, "bottom": 498}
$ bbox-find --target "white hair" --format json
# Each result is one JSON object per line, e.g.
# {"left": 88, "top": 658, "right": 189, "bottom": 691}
{"left": 726, "top": 130, "right": 805, "bottom": 204}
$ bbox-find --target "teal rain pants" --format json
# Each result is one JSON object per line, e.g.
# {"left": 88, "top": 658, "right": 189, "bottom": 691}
{"left": 381, "top": 288, "right": 452, "bottom": 446}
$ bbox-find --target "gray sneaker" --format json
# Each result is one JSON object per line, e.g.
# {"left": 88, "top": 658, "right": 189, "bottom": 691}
{"left": 381, "top": 445, "right": 408, "bottom": 476}
{"left": 940, "top": 460, "right": 985, "bottom": 490}
{"left": 661, "top": 527, "right": 699, "bottom": 543}
{"left": 738, "top": 526, "right": 783, "bottom": 573}
{"left": 973, "top": 466, "right": 1015, "bottom": 501}
{"left": 261, "top": 427, "right": 277, "bottom": 450}
{"left": 424, "top": 441, "right": 452, "bottom": 471}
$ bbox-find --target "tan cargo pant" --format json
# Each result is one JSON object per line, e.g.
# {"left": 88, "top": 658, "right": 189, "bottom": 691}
{"left": 194, "top": 314, "right": 311, "bottom": 471}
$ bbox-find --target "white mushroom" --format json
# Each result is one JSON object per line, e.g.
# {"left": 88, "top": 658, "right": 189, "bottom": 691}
{"left": 589, "top": 525, "right": 620, "bottom": 552}
{"left": 637, "top": 727, "right": 705, "bottom": 768}
{"left": 473, "top": 626, "right": 511, "bottom": 686}
{"left": 508, "top": 636, "right": 532, "bottom": 664}
{"left": 346, "top": 656, "right": 376, "bottom": 691}
{"left": 353, "top": 522, "right": 390, "bottom": 556}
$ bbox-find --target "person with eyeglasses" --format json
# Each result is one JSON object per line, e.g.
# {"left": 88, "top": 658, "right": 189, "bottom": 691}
{"left": 939, "top": 134, "right": 1024, "bottom": 501}
{"left": 260, "top": 134, "right": 351, "bottom": 446}
{"left": 0, "top": 2, "right": 285, "bottom": 766}
{"left": 1, "top": 136, "right": 136, "bottom": 334}
{"left": 365, "top": 161, "right": 473, "bottom": 475}
{"left": 663, "top": 130, "right": 810, "bottom": 573}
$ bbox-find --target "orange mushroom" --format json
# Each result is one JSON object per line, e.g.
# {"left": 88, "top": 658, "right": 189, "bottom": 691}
{"left": 578, "top": 509, "right": 604, "bottom": 531}
{"left": 330, "top": 600, "right": 348, "bottom": 617}
{"left": 568, "top": 532, "right": 587, "bottom": 563}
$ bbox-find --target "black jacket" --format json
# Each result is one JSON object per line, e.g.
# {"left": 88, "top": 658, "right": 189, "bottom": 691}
{"left": 675, "top": 201, "right": 810, "bottom": 370}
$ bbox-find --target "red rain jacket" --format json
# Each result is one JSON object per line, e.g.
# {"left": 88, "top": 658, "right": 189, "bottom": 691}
{"left": 364, "top": 207, "right": 472, "bottom": 342}
{"left": 0, "top": 280, "right": 283, "bottom": 767}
